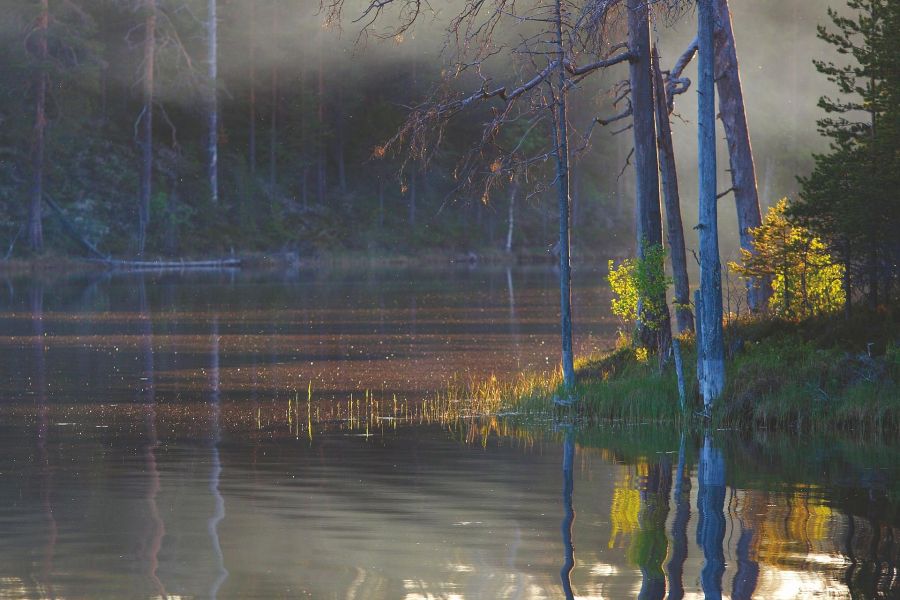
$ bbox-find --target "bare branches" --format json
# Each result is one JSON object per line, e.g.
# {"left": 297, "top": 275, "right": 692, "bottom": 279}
{"left": 665, "top": 35, "right": 697, "bottom": 111}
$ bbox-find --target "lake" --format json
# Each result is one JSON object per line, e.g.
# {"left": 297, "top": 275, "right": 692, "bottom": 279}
{"left": 0, "top": 267, "right": 896, "bottom": 599}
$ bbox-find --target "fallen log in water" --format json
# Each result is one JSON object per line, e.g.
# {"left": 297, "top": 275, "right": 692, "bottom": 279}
{"left": 87, "top": 257, "right": 242, "bottom": 270}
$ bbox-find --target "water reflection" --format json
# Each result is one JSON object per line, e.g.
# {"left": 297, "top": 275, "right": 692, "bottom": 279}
{"left": 208, "top": 317, "right": 228, "bottom": 598}
{"left": 666, "top": 432, "right": 691, "bottom": 600}
{"left": 138, "top": 278, "right": 167, "bottom": 598}
{"left": 697, "top": 435, "right": 726, "bottom": 600}
{"left": 0, "top": 270, "right": 896, "bottom": 599}
{"left": 31, "top": 281, "right": 57, "bottom": 599}
{"left": 560, "top": 425, "right": 575, "bottom": 599}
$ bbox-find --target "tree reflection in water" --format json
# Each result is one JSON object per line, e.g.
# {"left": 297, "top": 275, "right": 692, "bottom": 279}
{"left": 138, "top": 277, "right": 167, "bottom": 598}
{"left": 209, "top": 317, "right": 228, "bottom": 598}
{"left": 697, "top": 434, "right": 726, "bottom": 600}
{"left": 31, "top": 281, "right": 57, "bottom": 599}
{"left": 560, "top": 425, "right": 575, "bottom": 599}
{"left": 666, "top": 432, "right": 691, "bottom": 600}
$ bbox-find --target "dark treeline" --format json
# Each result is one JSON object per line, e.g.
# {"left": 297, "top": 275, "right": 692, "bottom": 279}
{"left": 0, "top": 0, "right": 632, "bottom": 259}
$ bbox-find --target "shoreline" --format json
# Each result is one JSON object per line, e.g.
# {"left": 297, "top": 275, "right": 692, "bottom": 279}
{"left": 0, "top": 246, "right": 631, "bottom": 274}
{"left": 475, "top": 306, "right": 900, "bottom": 435}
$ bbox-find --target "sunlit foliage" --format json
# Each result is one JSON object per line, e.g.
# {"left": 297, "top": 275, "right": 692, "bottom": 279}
{"left": 608, "top": 243, "right": 671, "bottom": 335}
{"left": 730, "top": 199, "right": 845, "bottom": 320}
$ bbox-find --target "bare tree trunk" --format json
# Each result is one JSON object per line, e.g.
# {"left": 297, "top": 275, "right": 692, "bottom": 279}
{"left": 269, "top": 58, "right": 278, "bottom": 198}
{"left": 506, "top": 179, "right": 518, "bottom": 254}
{"left": 28, "top": 0, "right": 49, "bottom": 252}
{"left": 334, "top": 84, "right": 347, "bottom": 194}
{"left": 378, "top": 177, "right": 385, "bottom": 229}
{"left": 652, "top": 45, "right": 694, "bottom": 334}
{"left": 207, "top": 0, "right": 218, "bottom": 204}
{"left": 408, "top": 170, "right": 417, "bottom": 227}
{"left": 553, "top": 0, "right": 575, "bottom": 389}
{"left": 628, "top": 0, "right": 671, "bottom": 354}
{"left": 698, "top": 0, "right": 725, "bottom": 407}
{"left": 316, "top": 31, "right": 326, "bottom": 205}
{"left": 139, "top": 0, "right": 157, "bottom": 257}
{"left": 713, "top": 0, "right": 769, "bottom": 311}
{"left": 248, "top": 0, "right": 257, "bottom": 176}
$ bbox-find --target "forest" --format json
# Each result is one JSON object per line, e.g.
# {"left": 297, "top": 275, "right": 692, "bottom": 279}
{"left": 0, "top": 2, "right": 898, "bottom": 598}
{"left": 1, "top": 0, "right": 892, "bottom": 266}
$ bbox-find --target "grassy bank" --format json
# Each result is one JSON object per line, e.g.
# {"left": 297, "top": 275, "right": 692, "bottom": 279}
{"left": 463, "top": 305, "right": 900, "bottom": 434}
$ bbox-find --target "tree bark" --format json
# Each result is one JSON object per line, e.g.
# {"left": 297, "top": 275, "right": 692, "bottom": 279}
{"left": 408, "top": 170, "right": 417, "bottom": 227}
{"left": 139, "top": 0, "right": 157, "bottom": 257}
{"left": 248, "top": 1, "right": 257, "bottom": 176}
{"left": 553, "top": 0, "right": 575, "bottom": 389}
{"left": 713, "top": 0, "right": 769, "bottom": 311}
{"left": 207, "top": 0, "right": 218, "bottom": 204}
{"left": 316, "top": 31, "right": 327, "bottom": 205}
{"left": 28, "top": 0, "right": 49, "bottom": 252}
{"left": 698, "top": 0, "right": 725, "bottom": 407}
{"left": 506, "top": 178, "right": 518, "bottom": 254}
{"left": 269, "top": 56, "right": 278, "bottom": 198}
{"left": 628, "top": 0, "right": 671, "bottom": 354}
{"left": 652, "top": 45, "right": 694, "bottom": 334}
{"left": 335, "top": 84, "right": 347, "bottom": 194}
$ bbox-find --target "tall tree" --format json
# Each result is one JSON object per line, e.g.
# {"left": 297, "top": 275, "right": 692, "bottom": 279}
{"left": 553, "top": 0, "right": 575, "bottom": 388}
{"left": 27, "top": 0, "right": 49, "bottom": 252}
{"left": 627, "top": 0, "right": 670, "bottom": 354}
{"left": 713, "top": 0, "right": 769, "bottom": 311}
{"left": 138, "top": 0, "right": 157, "bottom": 257}
{"left": 698, "top": 0, "right": 726, "bottom": 407}
{"left": 652, "top": 45, "right": 693, "bottom": 334}
{"left": 248, "top": 0, "right": 257, "bottom": 176}
{"left": 207, "top": 0, "right": 219, "bottom": 204}
{"left": 794, "top": 0, "right": 900, "bottom": 308}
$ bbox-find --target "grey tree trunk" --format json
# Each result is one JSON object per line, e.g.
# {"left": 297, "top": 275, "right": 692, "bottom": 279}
{"left": 628, "top": 0, "right": 671, "bottom": 354}
{"left": 652, "top": 45, "right": 694, "bottom": 334}
{"left": 316, "top": 32, "right": 326, "bottom": 205}
{"left": 139, "top": 0, "right": 157, "bottom": 257}
{"left": 408, "top": 170, "right": 417, "bottom": 228}
{"left": 248, "top": 1, "right": 256, "bottom": 176}
{"left": 506, "top": 179, "right": 518, "bottom": 254}
{"left": 713, "top": 0, "right": 769, "bottom": 311}
{"left": 553, "top": 0, "right": 575, "bottom": 389}
{"left": 698, "top": 0, "right": 726, "bottom": 407}
{"left": 207, "top": 0, "right": 218, "bottom": 204}
{"left": 28, "top": 0, "right": 49, "bottom": 252}
{"left": 269, "top": 59, "right": 278, "bottom": 198}
{"left": 335, "top": 85, "right": 347, "bottom": 194}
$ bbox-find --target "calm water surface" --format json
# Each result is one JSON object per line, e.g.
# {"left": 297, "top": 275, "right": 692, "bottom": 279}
{"left": 0, "top": 268, "right": 896, "bottom": 599}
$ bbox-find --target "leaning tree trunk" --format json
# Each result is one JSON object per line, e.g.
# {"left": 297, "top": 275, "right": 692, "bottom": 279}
{"left": 553, "top": 0, "right": 575, "bottom": 389}
{"left": 713, "top": 0, "right": 769, "bottom": 311}
{"left": 652, "top": 45, "right": 694, "bottom": 334}
{"left": 627, "top": 0, "right": 671, "bottom": 354}
{"left": 139, "top": 0, "right": 157, "bottom": 257}
{"left": 698, "top": 0, "right": 726, "bottom": 407}
{"left": 28, "top": 0, "right": 49, "bottom": 253}
{"left": 207, "top": 0, "right": 218, "bottom": 204}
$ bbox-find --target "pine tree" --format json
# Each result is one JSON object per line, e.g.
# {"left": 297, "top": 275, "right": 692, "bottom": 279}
{"left": 793, "top": 0, "right": 900, "bottom": 308}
